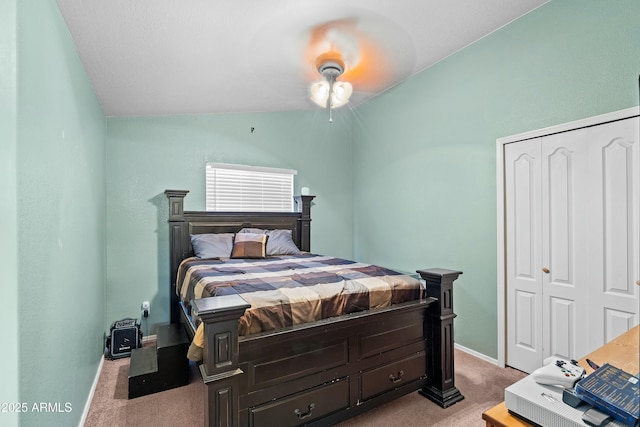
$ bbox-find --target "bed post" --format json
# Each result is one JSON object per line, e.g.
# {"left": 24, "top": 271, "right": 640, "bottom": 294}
{"left": 417, "top": 268, "right": 465, "bottom": 408}
{"left": 165, "top": 189, "right": 189, "bottom": 324}
{"left": 294, "top": 195, "right": 314, "bottom": 252}
{"left": 193, "top": 295, "right": 250, "bottom": 427}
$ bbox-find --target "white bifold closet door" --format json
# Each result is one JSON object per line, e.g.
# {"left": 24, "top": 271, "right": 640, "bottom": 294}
{"left": 505, "top": 116, "right": 639, "bottom": 374}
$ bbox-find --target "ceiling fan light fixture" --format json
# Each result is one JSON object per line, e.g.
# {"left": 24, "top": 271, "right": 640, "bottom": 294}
{"left": 310, "top": 55, "right": 353, "bottom": 112}
{"left": 310, "top": 80, "right": 331, "bottom": 107}
{"left": 331, "top": 81, "right": 352, "bottom": 108}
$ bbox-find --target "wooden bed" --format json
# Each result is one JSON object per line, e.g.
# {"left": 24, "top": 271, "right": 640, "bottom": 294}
{"left": 165, "top": 189, "right": 464, "bottom": 426}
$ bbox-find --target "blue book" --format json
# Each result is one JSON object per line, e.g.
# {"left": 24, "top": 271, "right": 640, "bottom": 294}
{"left": 575, "top": 363, "right": 639, "bottom": 427}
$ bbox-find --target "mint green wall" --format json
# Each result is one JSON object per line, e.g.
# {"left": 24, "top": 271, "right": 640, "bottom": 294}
{"left": 14, "top": 1, "right": 106, "bottom": 426}
{"left": 3, "top": 1, "right": 636, "bottom": 424}
{"left": 352, "top": 0, "right": 640, "bottom": 359}
{"left": 0, "top": 0, "right": 19, "bottom": 426}
{"left": 105, "top": 112, "right": 352, "bottom": 330}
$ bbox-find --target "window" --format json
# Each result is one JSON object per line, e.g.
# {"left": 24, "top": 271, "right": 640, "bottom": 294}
{"left": 206, "top": 163, "right": 297, "bottom": 212}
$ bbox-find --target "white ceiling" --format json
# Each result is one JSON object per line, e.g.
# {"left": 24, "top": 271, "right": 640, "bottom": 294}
{"left": 56, "top": 0, "right": 548, "bottom": 117}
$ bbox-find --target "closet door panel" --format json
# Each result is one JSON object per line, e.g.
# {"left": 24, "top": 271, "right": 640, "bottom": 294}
{"left": 514, "top": 291, "right": 537, "bottom": 349}
{"left": 587, "top": 117, "right": 640, "bottom": 349}
{"left": 505, "top": 139, "right": 543, "bottom": 373}
{"left": 541, "top": 131, "right": 590, "bottom": 361}
{"left": 604, "top": 309, "right": 637, "bottom": 340}
{"left": 548, "top": 297, "right": 575, "bottom": 358}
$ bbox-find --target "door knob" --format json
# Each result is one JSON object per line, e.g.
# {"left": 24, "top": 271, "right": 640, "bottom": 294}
{"left": 636, "top": 280, "right": 640, "bottom": 286}
{"left": 542, "top": 267, "right": 550, "bottom": 274}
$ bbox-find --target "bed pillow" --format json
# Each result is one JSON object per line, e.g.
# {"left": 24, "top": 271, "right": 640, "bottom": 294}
{"left": 238, "top": 228, "right": 302, "bottom": 255}
{"left": 238, "top": 227, "right": 266, "bottom": 235}
{"left": 190, "top": 233, "right": 234, "bottom": 259}
{"left": 264, "top": 229, "right": 302, "bottom": 255}
{"left": 231, "top": 232, "right": 268, "bottom": 259}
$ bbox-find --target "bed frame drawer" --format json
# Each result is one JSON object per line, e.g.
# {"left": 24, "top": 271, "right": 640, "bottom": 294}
{"left": 360, "top": 353, "right": 426, "bottom": 401}
{"left": 249, "top": 378, "right": 349, "bottom": 427}
{"left": 246, "top": 337, "right": 349, "bottom": 389}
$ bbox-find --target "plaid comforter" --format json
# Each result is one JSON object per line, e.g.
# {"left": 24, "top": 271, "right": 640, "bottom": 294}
{"left": 177, "top": 254, "right": 424, "bottom": 336}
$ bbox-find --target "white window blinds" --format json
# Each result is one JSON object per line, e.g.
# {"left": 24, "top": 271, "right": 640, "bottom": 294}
{"left": 206, "top": 163, "right": 297, "bottom": 212}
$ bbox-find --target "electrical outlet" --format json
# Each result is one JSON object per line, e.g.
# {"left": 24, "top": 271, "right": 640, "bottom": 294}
{"left": 141, "top": 301, "right": 150, "bottom": 316}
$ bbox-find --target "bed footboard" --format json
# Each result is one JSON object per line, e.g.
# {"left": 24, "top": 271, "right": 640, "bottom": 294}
{"left": 193, "top": 268, "right": 463, "bottom": 427}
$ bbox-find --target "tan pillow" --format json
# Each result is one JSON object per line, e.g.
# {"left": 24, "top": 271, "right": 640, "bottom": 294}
{"left": 238, "top": 228, "right": 301, "bottom": 255}
{"left": 231, "top": 233, "right": 267, "bottom": 259}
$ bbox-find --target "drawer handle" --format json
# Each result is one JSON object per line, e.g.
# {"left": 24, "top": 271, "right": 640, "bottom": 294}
{"left": 389, "top": 370, "right": 405, "bottom": 384}
{"left": 294, "top": 403, "right": 315, "bottom": 420}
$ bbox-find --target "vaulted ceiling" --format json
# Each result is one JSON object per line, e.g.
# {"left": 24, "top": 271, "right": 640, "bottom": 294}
{"left": 56, "top": 0, "right": 549, "bottom": 117}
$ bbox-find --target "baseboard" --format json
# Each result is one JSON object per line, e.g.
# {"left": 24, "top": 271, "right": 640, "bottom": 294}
{"left": 79, "top": 334, "right": 157, "bottom": 426}
{"left": 454, "top": 343, "right": 499, "bottom": 366}
{"left": 78, "top": 355, "right": 104, "bottom": 427}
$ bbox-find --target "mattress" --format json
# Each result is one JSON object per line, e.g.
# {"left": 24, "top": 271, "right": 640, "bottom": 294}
{"left": 177, "top": 254, "right": 424, "bottom": 337}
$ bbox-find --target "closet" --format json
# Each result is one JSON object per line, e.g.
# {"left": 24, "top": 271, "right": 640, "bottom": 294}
{"left": 501, "top": 110, "right": 639, "bottom": 374}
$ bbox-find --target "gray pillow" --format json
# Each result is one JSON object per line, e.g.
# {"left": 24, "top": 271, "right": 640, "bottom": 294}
{"left": 265, "top": 229, "right": 302, "bottom": 255}
{"left": 239, "top": 228, "right": 301, "bottom": 256}
{"left": 190, "top": 233, "right": 234, "bottom": 258}
{"left": 238, "top": 228, "right": 266, "bottom": 235}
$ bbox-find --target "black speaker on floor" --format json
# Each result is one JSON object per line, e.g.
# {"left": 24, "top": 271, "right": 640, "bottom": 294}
{"left": 106, "top": 318, "right": 142, "bottom": 359}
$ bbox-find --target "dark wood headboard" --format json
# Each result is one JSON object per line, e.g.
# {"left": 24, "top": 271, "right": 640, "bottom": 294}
{"left": 164, "top": 189, "right": 315, "bottom": 323}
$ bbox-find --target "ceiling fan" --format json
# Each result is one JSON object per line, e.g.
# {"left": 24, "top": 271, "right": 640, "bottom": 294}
{"left": 304, "top": 15, "right": 415, "bottom": 121}
{"left": 249, "top": 7, "right": 415, "bottom": 121}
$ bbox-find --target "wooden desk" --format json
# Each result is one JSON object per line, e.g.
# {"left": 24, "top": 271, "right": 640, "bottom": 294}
{"left": 482, "top": 325, "right": 640, "bottom": 427}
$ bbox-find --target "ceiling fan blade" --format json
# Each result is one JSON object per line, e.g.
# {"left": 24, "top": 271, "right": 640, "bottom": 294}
{"left": 303, "top": 15, "right": 415, "bottom": 92}
{"left": 248, "top": 6, "right": 415, "bottom": 99}
{"left": 334, "top": 31, "right": 393, "bottom": 91}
